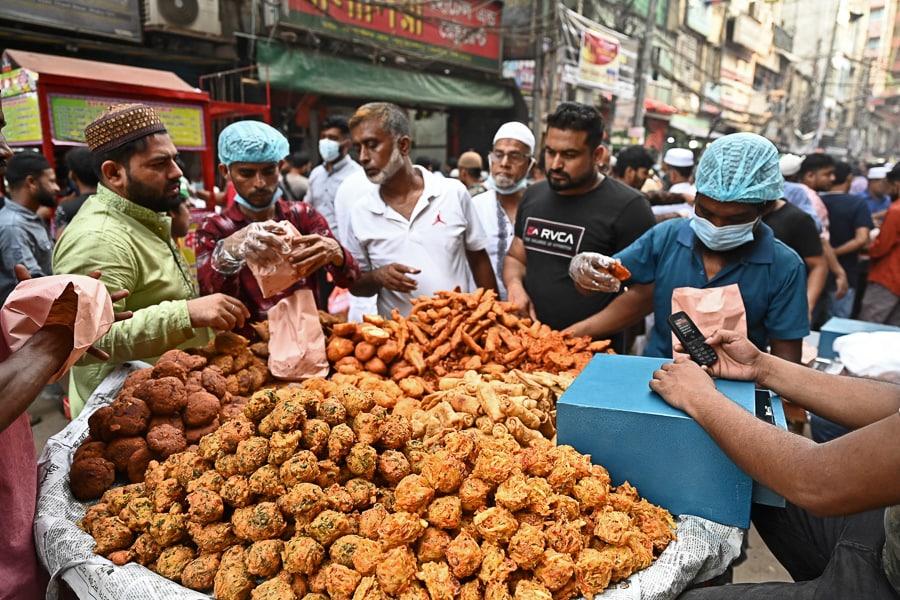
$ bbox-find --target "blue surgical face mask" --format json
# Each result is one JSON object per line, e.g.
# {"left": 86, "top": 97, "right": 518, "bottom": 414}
{"left": 319, "top": 139, "right": 341, "bottom": 163}
{"left": 486, "top": 174, "right": 529, "bottom": 195}
{"left": 234, "top": 188, "right": 282, "bottom": 212}
{"left": 689, "top": 210, "right": 758, "bottom": 251}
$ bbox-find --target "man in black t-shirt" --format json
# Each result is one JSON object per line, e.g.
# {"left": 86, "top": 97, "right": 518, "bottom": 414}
{"left": 763, "top": 198, "right": 826, "bottom": 322}
{"left": 818, "top": 160, "right": 873, "bottom": 324}
{"left": 503, "top": 102, "right": 655, "bottom": 351}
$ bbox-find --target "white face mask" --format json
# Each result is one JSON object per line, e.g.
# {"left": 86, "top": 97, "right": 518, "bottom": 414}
{"left": 487, "top": 173, "right": 529, "bottom": 195}
{"left": 319, "top": 139, "right": 341, "bottom": 163}
{"left": 689, "top": 210, "right": 758, "bottom": 251}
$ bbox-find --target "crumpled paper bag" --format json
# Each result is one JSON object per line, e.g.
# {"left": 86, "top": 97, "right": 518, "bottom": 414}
{"left": 671, "top": 284, "right": 747, "bottom": 362}
{"left": 247, "top": 220, "right": 303, "bottom": 298}
{"left": 0, "top": 275, "right": 115, "bottom": 383}
{"left": 267, "top": 289, "right": 329, "bottom": 380}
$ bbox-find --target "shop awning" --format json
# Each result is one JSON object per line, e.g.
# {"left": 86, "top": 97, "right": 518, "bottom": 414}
{"left": 4, "top": 49, "right": 198, "bottom": 95}
{"left": 669, "top": 114, "right": 715, "bottom": 138}
{"left": 257, "top": 42, "right": 516, "bottom": 109}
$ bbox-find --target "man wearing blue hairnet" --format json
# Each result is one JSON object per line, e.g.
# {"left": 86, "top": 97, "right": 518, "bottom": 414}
{"left": 194, "top": 121, "right": 360, "bottom": 339}
{"left": 566, "top": 132, "right": 809, "bottom": 365}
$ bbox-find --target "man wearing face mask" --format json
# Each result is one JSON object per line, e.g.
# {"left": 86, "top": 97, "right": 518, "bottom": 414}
{"left": 194, "top": 121, "right": 360, "bottom": 338}
{"left": 306, "top": 115, "right": 363, "bottom": 240}
{"left": 566, "top": 132, "right": 809, "bottom": 364}
{"left": 471, "top": 122, "right": 535, "bottom": 300}
{"left": 0, "top": 152, "right": 60, "bottom": 305}
{"left": 306, "top": 116, "right": 363, "bottom": 308}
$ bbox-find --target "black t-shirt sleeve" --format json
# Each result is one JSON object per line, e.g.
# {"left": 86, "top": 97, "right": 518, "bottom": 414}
{"left": 785, "top": 204, "right": 823, "bottom": 258}
{"left": 613, "top": 194, "right": 656, "bottom": 251}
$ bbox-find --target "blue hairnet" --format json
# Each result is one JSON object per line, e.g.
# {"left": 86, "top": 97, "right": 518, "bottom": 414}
{"left": 695, "top": 132, "right": 783, "bottom": 203}
{"left": 218, "top": 121, "right": 289, "bottom": 166}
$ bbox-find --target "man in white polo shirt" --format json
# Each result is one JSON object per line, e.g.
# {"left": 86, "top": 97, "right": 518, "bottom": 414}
{"left": 343, "top": 102, "right": 497, "bottom": 316}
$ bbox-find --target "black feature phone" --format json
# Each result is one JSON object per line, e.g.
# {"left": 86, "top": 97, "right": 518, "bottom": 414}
{"left": 667, "top": 311, "right": 718, "bottom": 367}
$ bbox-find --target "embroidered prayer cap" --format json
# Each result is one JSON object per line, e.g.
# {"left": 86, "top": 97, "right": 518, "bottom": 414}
{"left": 84, "top": 103, "right": 167, "bottom": 153}
{"left": 695, "top": 132, "right": 783, "bottom": 203}
{"left": 218, "top": 120, "right": 289, "bottom": 166}
{"left": 493, "top": 122, "right": 535, "bottom": 155}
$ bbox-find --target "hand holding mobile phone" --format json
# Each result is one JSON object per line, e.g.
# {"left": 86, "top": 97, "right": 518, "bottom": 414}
{"left": 667, "top": 311, "right": 718, "bottom": 367}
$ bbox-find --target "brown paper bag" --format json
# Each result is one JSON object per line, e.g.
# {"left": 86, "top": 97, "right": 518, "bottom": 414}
{"left": 267, "top": 289, "right": 329, "bottom": 380}
{"left": 0, "top": 275, "right": 115, "bottom": 383}
{"left": 247, "top": 220, "right": 303, "bottom": 298}
{"left": 671, "top": 284, "right": 747, "bottom": 362}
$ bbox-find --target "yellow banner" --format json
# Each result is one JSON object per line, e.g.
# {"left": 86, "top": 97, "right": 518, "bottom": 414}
{"left": 48, "top": 94, "right": 207, "bottom": 150}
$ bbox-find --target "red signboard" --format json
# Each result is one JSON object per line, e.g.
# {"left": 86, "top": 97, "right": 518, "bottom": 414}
{"left": 283, "top": 0, "right": 502, "bottom": 71}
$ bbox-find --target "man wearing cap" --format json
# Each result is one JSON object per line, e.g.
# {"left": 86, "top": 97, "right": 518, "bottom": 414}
{"left": 457, "top": 150, "right": 488, "bottom": 196}
{"left": 343, "top": 102, "right": 497, "bottom": 317}
{"left": 194, "top": 120, "right": 360, "bottom": 338}
{"left": 860, "top": 165, "right": 892, "bottom": 227}
{"left": 54, "top": 103, "right": 249, "bottom": 418}
{"left": 779, "top": 153, "right": 823, "bottom": 230}
{"left": 503, "top": 102, "right": 655, "bottom": 352}
{"left": 471, "top": 122, "right": 535, "bottom": 300}
{"left": 567, "top": 133, "right": 809, "bottom": 365}
{"left": 661, "top": 147, "right": 696, "bottom": 199}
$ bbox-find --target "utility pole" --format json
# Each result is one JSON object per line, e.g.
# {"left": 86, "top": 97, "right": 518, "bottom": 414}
{"left": 812, "top": 6, "right": 840, "bottom": 151}
{"left": 631, "top": 0, "right": 660, "bottom": 129}
{"left": 531, "top": 0, "right": 544, "bottom": 144}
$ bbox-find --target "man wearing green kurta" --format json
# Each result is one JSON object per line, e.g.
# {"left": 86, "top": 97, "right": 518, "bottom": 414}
{"left": 53, "top": 103, "right": 250, "bottom": 417}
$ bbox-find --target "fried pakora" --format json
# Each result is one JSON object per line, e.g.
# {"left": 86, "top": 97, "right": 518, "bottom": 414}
{"left": 445, "top": 530, "right": 482, "bottom": 578}
{"left": 232, "top": 502, "right": 287, "bottom": 541}
{"left": 282, "top": 536, "right": 325, "bottom": 575}
{"left": 246, "top": 539, "right": 285, "bottom": 577}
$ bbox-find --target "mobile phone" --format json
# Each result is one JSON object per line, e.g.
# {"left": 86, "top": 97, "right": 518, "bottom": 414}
{"left": 667, "top": 311, "right": 718, "bottom": 366}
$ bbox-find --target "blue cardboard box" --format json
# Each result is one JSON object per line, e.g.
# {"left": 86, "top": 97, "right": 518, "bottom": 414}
{"left": 557, "top": 354, "right": 782, "bottom": 528}
{"left": 818, "top": 317, "right": 900, "bottom": 359}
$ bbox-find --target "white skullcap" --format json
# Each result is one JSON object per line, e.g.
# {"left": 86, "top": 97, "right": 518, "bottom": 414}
{"left": 868, "top": 166, "right": 888, "bottom": 180}
{"left": 779, "top": 154, "right": 804, "bottom": 177}
{"left": 493, "top": 121, "right": 535, "bottom": 155}
{"left": 664, "top": 148, "right": 694, "bottom": 167}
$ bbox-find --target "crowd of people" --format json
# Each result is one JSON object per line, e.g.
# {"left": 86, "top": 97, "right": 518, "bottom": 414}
{"left": 0, "top": 92, "right": 898, "bottom": 599}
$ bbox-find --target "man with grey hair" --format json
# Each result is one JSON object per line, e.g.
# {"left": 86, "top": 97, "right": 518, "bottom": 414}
{"left": 471, "top": 121, "right": 536, "bottom": 300}
{"left": 343, "top": 102, "right": 497, "bottom": 316}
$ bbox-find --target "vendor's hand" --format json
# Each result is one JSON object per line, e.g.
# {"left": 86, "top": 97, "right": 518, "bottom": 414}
{"left": 569, "top": 252, "right": 621, "bottom": 294}
{"left": 288, "top": 234, "right": 343, "bottom": 278}
{"left": 13, "top": 265, "right": 131, "bottom": 361}
{"left": 689, "top": 329, "right": 763, "bottom": 382}
{"left": 187, "top": 293, "right": 249, "bottom": 332}
{"left": 506, "top": 283, "right": 536, "bottom": 321}
{"left": 649, "top": 358, "right": 718, "bottom": 413}
{"left": 373, "top": 263, "right": 420, "bottom": 293}
{"left": 230, "top": 221, "right": 291, "bottom": 268}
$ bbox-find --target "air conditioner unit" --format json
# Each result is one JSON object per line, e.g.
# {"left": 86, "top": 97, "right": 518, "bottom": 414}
{"left": 145, "top": 0, "right": 222, "bottom": 36}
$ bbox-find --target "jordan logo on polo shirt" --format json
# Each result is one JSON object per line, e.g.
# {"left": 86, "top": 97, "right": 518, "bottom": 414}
{"left": 432, "top": 212, "right": 446, "bottom": 226}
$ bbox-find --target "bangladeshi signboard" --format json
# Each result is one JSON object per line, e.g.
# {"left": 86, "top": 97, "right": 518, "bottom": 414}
{"left": 281, "top": 0, "right": 502, "bottom": 72}
{"left": 48, "top": 94, "right": 207, "bottom": 150}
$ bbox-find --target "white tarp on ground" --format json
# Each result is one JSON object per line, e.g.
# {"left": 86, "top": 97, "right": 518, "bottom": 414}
{"left": 35, "top": 363, "right": 743, "bottom": 600}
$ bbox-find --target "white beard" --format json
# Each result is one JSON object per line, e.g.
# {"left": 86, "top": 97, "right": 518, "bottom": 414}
{"left": 367, "top": 145, "right": 405, "bottom": 185}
